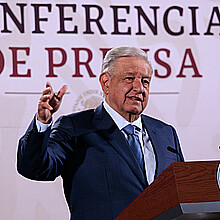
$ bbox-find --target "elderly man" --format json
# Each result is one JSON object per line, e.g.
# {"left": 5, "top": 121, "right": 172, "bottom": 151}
{"left": 17, "top": 46, "right": 184, "bottom": 219}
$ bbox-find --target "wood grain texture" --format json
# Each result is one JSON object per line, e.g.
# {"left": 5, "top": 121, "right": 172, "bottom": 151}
{"left": 116, "top": 161, "right": 220, "bottom": 220}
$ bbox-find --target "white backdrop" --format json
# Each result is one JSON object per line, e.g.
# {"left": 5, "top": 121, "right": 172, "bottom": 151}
{"left": 0, "top": 0, "right": 220, "bottom": 219}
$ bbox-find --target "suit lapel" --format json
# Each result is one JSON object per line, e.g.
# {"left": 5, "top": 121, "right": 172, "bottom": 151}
{"left": 93, "top": 104, "right": 147, "bottom": 186}
{"left": 142, "top": 116, "right": 165, "bottom": 179}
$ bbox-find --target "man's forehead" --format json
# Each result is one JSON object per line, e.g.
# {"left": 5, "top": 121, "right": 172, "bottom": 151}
{"left": 114, "top": 57, "right": 151, "bottom": 75}
{"left": 116, "top": 57, "right": 149, "bottom": 69}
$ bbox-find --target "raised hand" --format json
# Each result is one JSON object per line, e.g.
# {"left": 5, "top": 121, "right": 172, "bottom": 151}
{"left": 37, "top": 81, "right": 68, "bottom": 124}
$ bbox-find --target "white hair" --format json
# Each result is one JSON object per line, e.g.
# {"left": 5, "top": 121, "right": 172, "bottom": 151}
{"left": 101, "top": 46, "right": 153, "bottom": 78}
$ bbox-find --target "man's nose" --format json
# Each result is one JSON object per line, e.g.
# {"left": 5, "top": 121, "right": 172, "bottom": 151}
{"left": 133, "top": 79, "right": 144, "bottom": 93}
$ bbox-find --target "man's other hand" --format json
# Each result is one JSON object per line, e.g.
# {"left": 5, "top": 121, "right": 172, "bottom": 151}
{"left": 37, "top": 81, "right": 68, "bottom": 124}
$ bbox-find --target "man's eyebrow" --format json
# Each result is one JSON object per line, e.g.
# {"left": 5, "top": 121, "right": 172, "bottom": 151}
{"left": 124, "top": 72, "right": 151, "bottom": 79}
{"left": 124, "top": 72, "right": 135, "bottom": 75}
{"left": 142, "top": 76, "right": 151, "bottom": 79}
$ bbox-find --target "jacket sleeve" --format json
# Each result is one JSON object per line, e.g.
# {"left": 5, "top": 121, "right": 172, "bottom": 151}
{"left": 17, "top": 115, "right": 75, "bottom": 181}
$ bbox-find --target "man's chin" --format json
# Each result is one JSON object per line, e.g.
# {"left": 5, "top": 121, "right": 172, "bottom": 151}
{"left": 127, "top": 104, "right": 144, "bottom": 114}
{"left": 127, "top": 108, "right": 143, "bottom": 116}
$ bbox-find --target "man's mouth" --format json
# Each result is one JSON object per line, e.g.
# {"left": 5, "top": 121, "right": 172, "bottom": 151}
{"left": 128, "top": 96, "right": 143, "bottom": 102}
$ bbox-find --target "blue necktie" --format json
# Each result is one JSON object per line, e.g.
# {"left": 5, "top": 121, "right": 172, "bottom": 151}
{"left": 123, "top": 124, "right": 144, "bottom": 171}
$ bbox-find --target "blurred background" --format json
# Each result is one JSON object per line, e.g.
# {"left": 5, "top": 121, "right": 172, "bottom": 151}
{"left": 0, "top": 0, "right": 219, "bottom": 219}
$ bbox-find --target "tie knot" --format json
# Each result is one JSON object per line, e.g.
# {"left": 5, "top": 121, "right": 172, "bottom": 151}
{"left": 123, "top": 124, "right": 138, "bottom": 135}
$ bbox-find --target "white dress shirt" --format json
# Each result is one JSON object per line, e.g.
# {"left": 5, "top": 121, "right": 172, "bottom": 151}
{"left": 36, "top": 114, "right": 52, "bottom": 132}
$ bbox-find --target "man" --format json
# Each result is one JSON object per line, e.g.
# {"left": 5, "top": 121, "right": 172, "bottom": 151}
{"left": 17, "top": 46, "right": 184, "bottom": 219}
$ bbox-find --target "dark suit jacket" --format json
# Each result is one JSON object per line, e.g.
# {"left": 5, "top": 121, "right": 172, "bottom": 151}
{"left": 17, "top": 104, "right": 184, "bottom": 220}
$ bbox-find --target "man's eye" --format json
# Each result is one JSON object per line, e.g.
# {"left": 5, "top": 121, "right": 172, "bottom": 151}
{"left": 142, "top": 79, "right": 149, "bottom": 86}
{"left": 125, "top": 77, "right": 134, "bottom": 82}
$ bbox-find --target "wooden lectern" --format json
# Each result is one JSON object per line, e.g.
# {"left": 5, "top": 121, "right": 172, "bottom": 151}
{"left": 116, "top": 161, "right": 220, "bottom": 219}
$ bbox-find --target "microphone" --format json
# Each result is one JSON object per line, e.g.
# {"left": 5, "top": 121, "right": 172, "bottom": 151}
{"left": 167, "top": 146, "right": 184, "bottom": 162}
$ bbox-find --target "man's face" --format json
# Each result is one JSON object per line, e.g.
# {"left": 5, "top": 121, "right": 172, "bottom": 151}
{"left": 102, "top": 56, "right": 151, "bottom": 122}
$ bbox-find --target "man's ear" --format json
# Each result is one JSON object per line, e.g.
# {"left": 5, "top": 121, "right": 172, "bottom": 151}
{"left": 99, "top": 72, "right": 111, "bottom": 95}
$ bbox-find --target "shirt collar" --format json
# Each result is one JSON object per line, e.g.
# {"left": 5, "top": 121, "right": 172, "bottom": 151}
{"left": 103, "top": 101, "right": 142, "bottom": 131}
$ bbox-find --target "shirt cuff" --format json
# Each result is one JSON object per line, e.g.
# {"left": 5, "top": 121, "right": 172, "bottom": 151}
{"left": 35, "top": 115, "right": 52, "bottom": 132}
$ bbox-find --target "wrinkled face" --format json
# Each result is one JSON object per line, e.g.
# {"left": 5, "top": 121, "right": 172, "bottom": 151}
{"left": 100, "top": 57, "right": 151, "bottom": 122}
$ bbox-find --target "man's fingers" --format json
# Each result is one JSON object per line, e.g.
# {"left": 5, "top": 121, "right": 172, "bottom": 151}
{"left": 42, "top": 87, "right": 52, "bottom": 95}
{"left": 56, "top": 85, "right": 68, "bottom": 100}
{"left": 46, "top": 81, "right": 52, "bottom": 89}
{"left": 40, "top": 94, "right": 51, "bottom": 102}
{"left": 45, "top": 81, "right": 54, "bottom": 96}
{"left": 40, "top": 101, "right": 53, "bottom": 111}
{"left": 41, "top": 82, "right": 68, "bottom": 112}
